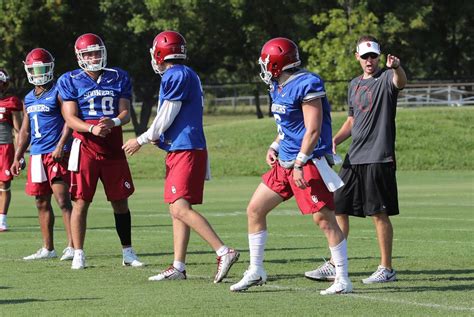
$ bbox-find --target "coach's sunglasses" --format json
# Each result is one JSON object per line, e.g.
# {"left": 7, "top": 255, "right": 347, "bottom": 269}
{"left": 360, "top": 53, "right": 379, "bottom": 60}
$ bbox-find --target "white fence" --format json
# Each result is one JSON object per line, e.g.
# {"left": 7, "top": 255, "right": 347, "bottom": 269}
{"left": 204, "top": 82, "right": 474, "bottom": 108}
{"left": 398, "top": 82, "right": 474, "bottom": 106}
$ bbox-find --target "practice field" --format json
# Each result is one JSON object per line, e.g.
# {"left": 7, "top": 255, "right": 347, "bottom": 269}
{"left": 0, "top": 171, "right": 472, "bottom": 316}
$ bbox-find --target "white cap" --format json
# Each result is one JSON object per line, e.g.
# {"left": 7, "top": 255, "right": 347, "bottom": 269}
{"left": 357, "top": 41, "right": 381, "bottom": 56}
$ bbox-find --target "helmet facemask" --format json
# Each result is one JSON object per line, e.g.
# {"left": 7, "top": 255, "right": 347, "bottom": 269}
{"left": 259, "top": 55, "right": 273, "bottom": 85}
{"left": 150, "top": 46, "right": 164, "bottom": 75}
{"left": 76, "top": 45, "right": 107, "bottom": 72}
{"left": 24, "top": 62, "right": 54, "bottom": 86}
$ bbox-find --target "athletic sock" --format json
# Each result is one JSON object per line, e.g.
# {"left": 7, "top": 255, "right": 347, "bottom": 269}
{"left": 0, "top": 214, "right": 6, "bottom": 224}
{"left": 114, "top": 211, "right": 132, "bottom": 246}
{"left": 173, "top": 260, "right": 186, "bottom": 272}
{"left": 216, "top": 245, "right": 229, "bottom": 257}
{"left": 249, "top": 230, "right": 268, "bottom": 269}
{"left": 329, "top": 239, "right": 348, "bottom": 278}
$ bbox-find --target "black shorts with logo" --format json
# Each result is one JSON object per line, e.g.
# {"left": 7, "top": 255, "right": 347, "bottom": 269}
{"left": 334, "top": 161, "right": 399, "bottom": 217}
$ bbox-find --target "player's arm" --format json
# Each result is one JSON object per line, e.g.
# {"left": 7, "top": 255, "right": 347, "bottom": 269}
{"left": 386, "top": 54, "right": 407, "bottom": 89}
{"left": 293, "top": 97, "right": 323, "bottom": 189}
{"left": 122, "top": 100, "right": 182, "bottom": 155}
{"left": 51, "top": 96, "right": 73, "bottom": 162}
{"left": 332, "top": 116, "right": 354, "bottom": 154}
{"left": 11, "top": 109, "right": 22, "bottom": 146}
{"left": 61, "top": 100, "right": 109, "bottom": 137}
{"left": 266, "top": 135, "right": 280, "bottom": 166}
{"left": 99, "top": 97, "right": 131, "bottom": 129}
{"left": 10, "top": 107, "right": 30, "bottom": 176}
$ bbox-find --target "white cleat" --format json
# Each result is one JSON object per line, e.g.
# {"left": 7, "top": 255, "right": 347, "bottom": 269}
{"left": 23, "top": 248, "right": 57, "bottom": 260}
{"left": 362, "top": 266, "right": 397, "bottom": 284}
{"left": 305, "top": 260, "right": 336, "bottom": 281}
{"left": 122, "top": 247, "right": 144, "bottom": 267}
{"left": 320, "top": 277, "right": 353, "bottom": 295}
{"left": 0, "top": 223, "right": 8, "bottom": 232}
{"left": 60, "top": 247, "right": 75, "bottom": 261}
{"left": 230, "top": 267, "right": 267, "bottom": 292}
{"left": 148, "top": 266, "right": 186, "bottom": 281}
{"left": 71, "top": 250, "right": 86, "bottom": 270}
{"left": 214, "top": 249, "right": 240, "bottom": 283}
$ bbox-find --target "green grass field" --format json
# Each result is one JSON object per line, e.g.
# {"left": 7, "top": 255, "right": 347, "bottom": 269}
{"left": 1, "top": 107, "right": 473, "bottom": 315}
{"left": 1, "top": 171, "right": 473, "bottom": 316}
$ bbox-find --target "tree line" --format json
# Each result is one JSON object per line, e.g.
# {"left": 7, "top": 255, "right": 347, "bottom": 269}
{"left": 1, "top": 0, "right": 472, "bottom": 132}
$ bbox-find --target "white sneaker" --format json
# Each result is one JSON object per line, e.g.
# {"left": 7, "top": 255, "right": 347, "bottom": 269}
{"left": 71, "top": 250, "right": 86, "bottom": 270}
{"left": 214, "top": 249, "right": 240, "bottom": 283}
{"left": 23, "top": 248, "right": 57, "bottom": 260}
{"left": 305, "top": 260, "right": 336, "bottom": 281}
{"left": 230, "top": 267, "right": 267, "bottom": 292}
{"left": 362, "top": 265, "right": 397, "bottom": 284}
{"left": 148, "top": 266, "right": 187, "bottom": 281}
{"left": 60, "top": 247, "right": 74, "bottom": 261}
{"left": 122, "top": 247, "right": 144, "bottom": 267}
{"left": 0, "top": 221, "right": 7, "bottom": 232}
{"left": 320, "top": 276, "right": 353, "bottom": 295}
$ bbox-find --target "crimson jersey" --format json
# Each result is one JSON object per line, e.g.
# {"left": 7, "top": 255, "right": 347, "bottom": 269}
{"left": 0, "top": 95, "right": 22, "bottom": 145}
{"left": 0, "top": 95, "right": 22, "bottom": 125}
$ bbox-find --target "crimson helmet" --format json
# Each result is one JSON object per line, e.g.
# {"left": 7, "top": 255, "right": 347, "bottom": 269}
{"left": 75, "top": 33, "right": 107, "bottom": 71}
{"left": 150, "top": 31, "right": 186, "bottom": 74}
{"left": 258, "top": 37, "right": 301, "bottom": 85}
{"left": 24, "top": 48, "right": 55, "bottom": 86}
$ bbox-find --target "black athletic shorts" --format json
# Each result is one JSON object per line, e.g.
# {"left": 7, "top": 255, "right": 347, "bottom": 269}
{"left": 334, "top": 160, "right": 399, "bottom": 217}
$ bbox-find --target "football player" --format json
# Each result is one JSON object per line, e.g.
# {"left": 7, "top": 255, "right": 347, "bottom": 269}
{"left": 230, "top": 38, "right": 352, "bottom": 295}
{"left": 0, "top": 69, "right": 22, "bottom": 232}
{"left": 57, "top": 33, "right": 143, "bottom": 269}
{"left": 122, "top": 31, "right": 239, "bottom": 283}
{"left": 10, "top": 48, "right": 74, "bottom": 261}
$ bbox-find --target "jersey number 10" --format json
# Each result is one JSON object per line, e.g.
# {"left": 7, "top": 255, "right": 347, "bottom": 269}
{"left": 88, "top": 96, "right": 115, "bottom": 116}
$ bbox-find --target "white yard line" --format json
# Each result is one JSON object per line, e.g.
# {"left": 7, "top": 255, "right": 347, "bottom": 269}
{"left": 262, "top": 284, "right": 474, "bottom": 312}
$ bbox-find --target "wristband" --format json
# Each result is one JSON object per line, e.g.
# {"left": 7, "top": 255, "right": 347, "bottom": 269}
{"left": 293, "top": 164, "right": 303, "bottom": 171}
{"left": 112, "top": 117, "right": 122, "bottom": 127}
{"left": 296, "top": 152, "right": 310, "bottom": 164}
{"left": 88, "top": 125, "right": 95, "bottom": 133}
{"left": 269, "top": 141, "right": 280, "bottom": 153}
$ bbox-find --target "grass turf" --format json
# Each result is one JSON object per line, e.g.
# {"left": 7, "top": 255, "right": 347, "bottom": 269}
{"left": 0, "top": 171, "right": 472, "bottom": 316}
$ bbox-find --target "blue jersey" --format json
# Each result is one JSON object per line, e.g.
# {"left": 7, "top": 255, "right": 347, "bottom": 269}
{"left": 57, "top": 68, "right": 132, "bottom": 120}
{"left": 270, "top": 70, "right": 332, "bottom": 161}
{"left": 158, "top": 65, "right": 206, "bottom": 152}
{"left": 24, "top": 83, "right": 71, "bottom": 155}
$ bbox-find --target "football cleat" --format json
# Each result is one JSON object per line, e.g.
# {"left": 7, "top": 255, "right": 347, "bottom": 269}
{"left": 362, "top": 265, "right": 397, "bottom": 284}
{"left": 122, "top": 247, "right": 144, "bottom": 267}
{"left": 23, "top": 248, "right": 57, "bottom": 260}
{"left": 230, "top": 267, "right": 267, "bottom": 292}
{"left": 60, "top": 247, "right": 74, "bottom": 261}
{"left": 0, "top": 223, "right": 7, "bottom": 232}
{"left": 214, "top": 248, "right": 240, "bottom": 283}
{"left": 320, "top": 276, "right": 353, "bottom": 295}
{"left": 304, "top": 260, "right": 336, "bottom": 281}
{"left": 71, "top": 250, "right": 86, "bottom": 270}
{"left": 148, "top": 266, "right": 186, "bottom": 281}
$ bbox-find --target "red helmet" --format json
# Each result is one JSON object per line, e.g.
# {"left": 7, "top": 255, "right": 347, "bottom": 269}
{"left": 150, "top": 31, "right": 186, "bottom": 74}
{"left": 258, "top": 37, "right": 301, "bottom": 84}
{"left": 23, "top": 48, "right": 55, "bottom": 86}
{"left": 75, "top": 33, "right": 107, "bottom": 71}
